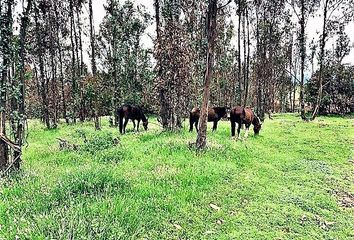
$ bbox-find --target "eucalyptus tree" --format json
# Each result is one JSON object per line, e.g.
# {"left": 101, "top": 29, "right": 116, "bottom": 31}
{"left": 311, "top": 0, "right": 353, "bottom": 120}
{"left": 99, "top": 0, "right": 151, "bottom": 125}
{"left": 0, "top": 0, "right": 33, "bottom": 172}
{"left": 211, "top": 11, "right": 236, "bottom": 107}
{"left": 252, "top": 0, "right": 292, "bottom": 119}
{"left": 0, "top": 0, "right": 14, "bottom": 169}
{"left": 179, "top": 0, "right": 207, "bottom": 107}
{"left": 89, "top": 0, "right": 100, "bottom": 130}
{"left": 154, "top": 0, "right": 194, "bottom": 131}
{"left": 196, "top": 0, "right": 232, "bottom": 149}
{"left": 287, "top": 0, "right": 320, "bottom": 120}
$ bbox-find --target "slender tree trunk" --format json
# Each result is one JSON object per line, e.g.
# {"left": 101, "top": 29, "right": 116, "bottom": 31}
{"left": 34, "top": 6, "right": 50, "bottom": 129}
{"left": 0, "top": 0, "right": 13, "bottom": 170}
{"left": 299, "top": 0, "right": 308, "bottom": 121}
{"left": 312, "top": 0, "right": 329, "bottom": 120}
{"left": 12, "top": 0, "right": 33, "bottom": 169}
{"left": 155, "top": 0, "right": 168, "bottom": 129}
{"left": 196, "top": 0, "right": 218, "bottom": 150}
{"left": 256, "top": 5, "right": 265, "bottom": 121}
{"left": 155, "top": 0, "right": 161, "bottom": 40}
{"left": 70, "top": 0, "right": 77, "bottom": 124}
{"left": 237, "top": 0, "right": 242, "bottom": 105}
{"left": 76, "top": 8, "right": 85, "bottom": 122}
{"left": 242, "top": 10, "right": 246, "bottom": 106}
{"left": 89, "top": 0, "right": 100, "bottom": 130}
{"left": 243, "top": 7, "right": 250, "bottom": 107}
{"left": 49, "top": 16, "right": 58, "bottom": 129}
{"left": 111, "top": 10, "right": 120, "bottom": 126}
{"left": 54, "top": 2, "right": 68, "bottom": 124}
{"left": 255, "top": 3, "right": 261, "bottom": 117}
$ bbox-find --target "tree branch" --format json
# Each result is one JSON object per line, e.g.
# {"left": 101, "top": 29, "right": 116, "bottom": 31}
{"left": 218, "top": 0, "right": 232, "bottom": 11}
{"left": 0, "top": 134, "right": 21, "bottom": 152}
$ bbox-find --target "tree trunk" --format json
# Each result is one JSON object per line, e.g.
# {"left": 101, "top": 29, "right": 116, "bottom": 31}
{"left": 311, "top": 0, "right": 329, "bottom": 120}
{"left": 89, "top": 0, "right": 100, "bottom": 130}
{"left": 155, "top": 0, "right": 169, "bottom": 129}
{"left": 12, "top": 0, "right": 33, "bottom": 170}
{"left": 76, "top": 7, "right": 85, "bottom": 122}
{"left": 256, "top": 5, "right": 265, "bottom": 121}
{"left": 299, "top": 0, "right": 308, "bottom": 121}
{"left": 70, "top": 0, "right": 77, "bottom": 124}
{"left": 196, "top": 0, "right": 218, "bottom": 150}
{"left": 0, "top": 0, "right": 13, "bottom": 170}
{"left": 243, "top": 6, "right": 250, "bottom": 107}
{"left": 34, "top": 6, "right": 50, "bottom": 129}
{"left": 54, "top": 3, "right": 69, "bottom": 124}
{"left": 288, "top": 35, "right": 293, "bottom": 112}
{"left": 237, "top": 0, "right": 242, "bottom": 105}
{"left": 155, "top": 0, "right": 161, "bottom": 40}
{"left": 49, "top": 14, "right": 58, "bottom": 129}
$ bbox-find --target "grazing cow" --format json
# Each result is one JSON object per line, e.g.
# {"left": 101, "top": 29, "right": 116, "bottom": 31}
{"left": 189, "top": 107, "right": 228, "bottom": 132}
{"left": 117, "top": 104, "right": 148, "bottom": 134}
{"left": 230, "top": 106, "right": 262, "bottom": 139}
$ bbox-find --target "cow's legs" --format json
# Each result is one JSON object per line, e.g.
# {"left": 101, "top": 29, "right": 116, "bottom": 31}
{"left": 244, "top": 123, "right": 251, "bottom": 138}
{"left": 132, "top": 120, "right": 136, "bottom": 131}
{"left": 212, "top": 120, "right": 218, "bottom": 131}
{"left": 195, "top": 119, "right": 199, "bottom": 132}
{"left": 123, "top": 118, "right": 129, "bottom": 134}
{"left": 189, "top": 118, "right": 194, "bottom": 132}
{"left": 231, "top": 120, "right": 236, "bottom": 138}
{"left": 237, "top": 122, "right": 242, "bottom": 139}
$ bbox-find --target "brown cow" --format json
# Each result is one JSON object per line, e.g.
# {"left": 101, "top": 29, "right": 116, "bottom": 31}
{"left": 117, "top": 104, "right": 148, "bottom": 134}
{"left": 230, "top": 106, "right": 262, "bottom": 139}
{"left": 189, "top": 107, "right": 228, "bottom": 132}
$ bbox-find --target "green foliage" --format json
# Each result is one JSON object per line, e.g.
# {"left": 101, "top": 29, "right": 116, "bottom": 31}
{"left": 0, "top": 115, "right": 353, "bottom": 239}
{"left": 306, "top": 64, "right": 354, "bottom": 114}
{"left": 99, "top": 0, "right": 153, "bottom": 109}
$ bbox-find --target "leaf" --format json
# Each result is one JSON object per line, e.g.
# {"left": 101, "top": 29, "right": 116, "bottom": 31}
{"left": 209, "top": 203, "right": 220, "bottom": 211}
{"left": 172, "top": 223, "right": 182, "bottom": 230}
{"left": 216, "top": 219, "right": 225, "bottom": 225}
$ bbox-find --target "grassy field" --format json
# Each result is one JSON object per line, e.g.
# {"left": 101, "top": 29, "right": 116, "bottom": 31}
{"left": 0, "top": 114, "right": 353, "bottom": 239}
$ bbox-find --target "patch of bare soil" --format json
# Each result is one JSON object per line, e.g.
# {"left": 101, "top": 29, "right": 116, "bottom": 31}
{"left": 333, "top": 190, "right": 354, "bottom": 208}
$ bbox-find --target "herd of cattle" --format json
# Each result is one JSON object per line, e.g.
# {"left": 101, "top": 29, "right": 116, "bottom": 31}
{"left": 117, "top": 104, "right": 263, "bottom": 139}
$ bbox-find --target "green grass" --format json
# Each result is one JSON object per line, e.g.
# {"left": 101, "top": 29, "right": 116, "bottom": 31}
{"left": 0, "top": 114, "right": 353, "bottom": 239}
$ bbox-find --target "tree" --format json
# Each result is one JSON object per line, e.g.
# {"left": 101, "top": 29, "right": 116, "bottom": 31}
{"left": 0, "top": 0, "right": 14, "bottom": 170}
{"left": 89, "top": 0, "right": 100, "bottom": 130}
{"left": 99, "top": 0, "right": 151, "bottom": 125}
{"left": 12, "top": 0, "right": 33, "bottom": 169}
{"left": 289, "top": 0, "right": 320, "bottom": 120}
{"left": 196, "top": 0, "right": 222, "bottom": 149}
{"left": 154, "top": 0, "right": 193, "bottom": 131}
{"left": 311, "top": 0, "right": 351, "bottom": 120}
{"left": 0, "top": 0, "right": 33, "bottom": 172}
{"left": 33, "top": 2, "right": 50, "bottom": 128}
